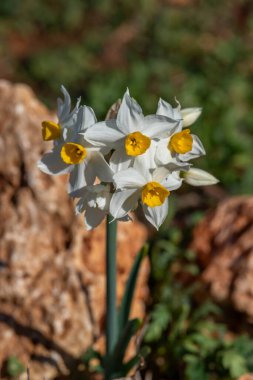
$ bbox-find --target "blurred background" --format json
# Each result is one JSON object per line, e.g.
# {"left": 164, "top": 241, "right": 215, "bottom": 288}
{"left": 1, "top": 0, "right": 253, "bottom": 379}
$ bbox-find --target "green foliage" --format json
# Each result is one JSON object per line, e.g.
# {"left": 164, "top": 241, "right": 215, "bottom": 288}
{"left": 143, "top": 226, "right": 253, "bottom": 380}
{"left": 82, "top": 245, "right": 147, "bottom": 377}
{"left": 118, "top": 244, "right": 148, "bottom": 332}
{"left": 6, "top": 356, "right": 25, "bottom": 377}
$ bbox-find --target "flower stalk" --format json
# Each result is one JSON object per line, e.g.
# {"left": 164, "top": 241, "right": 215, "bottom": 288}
{"left": 105, "top": 214, "right": 118, "bottom": 380}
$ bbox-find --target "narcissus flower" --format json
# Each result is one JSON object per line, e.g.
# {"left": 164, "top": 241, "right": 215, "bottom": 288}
{"left": 76, "top": 184, "right": 111, "bottom": 230}
{"left": 38, "top": 85, "right": 218, "bottom": 230}
{"left": 85, "top": 89, "right": 181, "bottom": 172}
{"left": 110, "top": 162, "right": 182, "bottom": 229}
{"left": 155, "top": 98, "right": 205, "bottom": 167}
{"left": 41, "top": 86, "right": 80, "bottom": 142}
{"left": 38, "top": 106, "right": 113, "bottom": 196}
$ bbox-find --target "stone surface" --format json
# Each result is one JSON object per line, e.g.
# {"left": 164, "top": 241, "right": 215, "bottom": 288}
{"left": 0, "top": 80, "right": 149, "bottom": 379}
{"left": 192, "top": 196, "right": 253, "bottom": 321}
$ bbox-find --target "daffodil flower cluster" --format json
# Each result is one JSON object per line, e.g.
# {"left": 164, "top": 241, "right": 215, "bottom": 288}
{"left": 38, "top": 86, "right": 218, "bottom": 230}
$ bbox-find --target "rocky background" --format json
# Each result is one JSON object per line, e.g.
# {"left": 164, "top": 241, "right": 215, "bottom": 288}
{"left": 192, "top": 196, "right": 253, "bottom": 324}
{"left": 0, "top": 80, "right": 149, "bottom": 379}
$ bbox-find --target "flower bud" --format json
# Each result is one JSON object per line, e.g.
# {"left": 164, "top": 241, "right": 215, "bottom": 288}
{"left": 184, "top": 168, "right": 219, "bottom": 186}
{"left": 181, "top": 107, "right": 202, "bottom": 127}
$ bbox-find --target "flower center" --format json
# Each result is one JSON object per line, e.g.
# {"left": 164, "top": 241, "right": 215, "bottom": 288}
{"left": 61, "top": 143, "right": 87, "bottom": 164}
{"left": 142, "top": 182, "right": 170, "bottom": 208}
{"left": 42, "top": 121, "right": 61, "bottom": 141}
{"left": 125, "top": 131, "right": 151, "bottom": 156}
{"left": 169, "top": 129, "right": 193, "bottom": 154}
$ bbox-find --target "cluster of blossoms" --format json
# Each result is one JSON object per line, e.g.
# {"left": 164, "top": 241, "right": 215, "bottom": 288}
{"left": 38, "top": 86, "right": 218, "bottom": 230}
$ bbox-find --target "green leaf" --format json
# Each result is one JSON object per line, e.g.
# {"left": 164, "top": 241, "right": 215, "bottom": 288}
{"left": 144, "top": 304, "right": 171, "bottom": 342}
{"left": 221, "top": 349, "right": 247, "bottom": 378}
{"left": 118, "top": 244, "right": 148, "bottom": 332}
{"left": 105, "top": 318, "right": 141, "bottom": 376}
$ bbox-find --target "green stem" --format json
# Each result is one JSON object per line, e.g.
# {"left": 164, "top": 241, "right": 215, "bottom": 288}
{"left": 105, "top": 214, "right": 117, "bottom": 380}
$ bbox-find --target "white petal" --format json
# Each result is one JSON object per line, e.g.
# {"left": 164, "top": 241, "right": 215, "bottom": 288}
{"left": 110, "top": 189, "right": 140, "bottom": 219}
{"left": 184, "top": 168, "right": 219, "bottom": 186}
{"left": 113, "top": 168, "right": 146, "bottom": 189}
{"left": 161, "top": 171, "right": 183, "bottom": 191}
{"left": 142, "top": 200, "right": 169, "bottom": 230}
{"left": 181, "top": 107, "right": 202, "bottom": 127}
{"left": 156, "top": 98, "right": 181, "bottom": 120}
{"left": 68, "top": 160, "right": 96, "bottom": 197}
{"left": 89, "top": 152, "right": 114, "bottom": 182}
{"left": 75, "top": 105, "right": 97, "bottom": 133}
{"left": 84, "top": 207, "right": 106, "bottom": 230}
{"left": 179, "top": 135, "right": 206, "bottom": 161}
{"left": 37, "top": 148, "right": 73, "bottom": 175}
{"left": 58, "top": 85, "right": 80, "bottom": 127}
{"left": 57, "top": 85, "right": 71, "bottom": 121}
{"left": 116, "top": 90, "right": 144, "bottom": 134}
{"left": 142, "top": 115, "right": 181, "bottom": 139}
{"left": 133, "top": 140, "right": 157, "bottom": 174}
{"left": 85, "top": 120, "right": 124, "bottom": 147}
{"left": 109, "top": 149, "right": 132, "bottom": 173}
{"left": 155, "top": 139, "right": 173, "bottom": 165}
{"left": 152, "top": 167, "right": 171, "bottom": 182}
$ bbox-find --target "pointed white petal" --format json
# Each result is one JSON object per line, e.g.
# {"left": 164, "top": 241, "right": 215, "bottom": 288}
{"left": 89, "top": 152, "right": 114, "bottom": 182}
{"left": 117, "top": 90, "right": 144, "bottom": 134}
{"left": 85, "top": 120, "right": 124, "bottom": 147}
{"left": 161, "top": 171, "right": 183, "bottom": 191}
{"left": 110, "top": 189, "right": 140, "bottom": 219}
{"left": 184, "top": 168, "right": 219, "bottom": 186}
{"left": 152, "top": 167, "right": 171, "bottom": 182}
{"left": 84, "top": 207, "right": 106, "bottom": 230}
{"left": 179, "top": 135, "right": 206, "bottom": 161}
{"left": 142, "top": 200, "right": 169, "bottom": 230}
{"left": 68, "top": 160, "right": 96, "bottom": 197}
{"left": 113, "top": 168, "right": 146, "bottom": 189}
{"left": 109, "top": 149, "right": 132, "bottom": 173}
{"left": 74, "top": 106, "right": 97, "bottom": 133}
{"left": 142, "top": 115, "right": 180, "bottom": 139}
{"left": 57, "top": 85, "right": 80, "bottom": 127}
{"left": 37, "top": 148, "right": 73, "bottom": 175}
{"left": 156, "top": 98, "right": 181, "bottom": 119}
{"left": 57, "top": 85, "right": 71, "bottom": 121}
{"left": 155, "top": 139, "right": 172, "bottom": 165}
{"left": 133, "top": 140, "right": 157, "bottom": 174}
{"left": 83, "top": 105, "right": 97, "bottom": 128}
{"left": 181, "top": 107, "right": 202, "bottom": 127}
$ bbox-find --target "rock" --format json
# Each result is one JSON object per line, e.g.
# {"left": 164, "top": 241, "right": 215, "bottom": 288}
{"left": 0, "top": 80, "right": 149, "bottom": 379}
{"left": 191, "top": 196, "right": 253, "bottom": 321}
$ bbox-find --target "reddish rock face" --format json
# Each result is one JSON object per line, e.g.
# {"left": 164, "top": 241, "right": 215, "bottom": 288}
{"left": 0, "top": 81, "right": 149, "bottom": 379}
{"left": 192, "top": 196, "right": 253, "bottom": 321}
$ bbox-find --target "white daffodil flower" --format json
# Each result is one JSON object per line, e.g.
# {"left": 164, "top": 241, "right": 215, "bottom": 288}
{"left": 41, "top": 85, "right": 80, "bottom": 143}
{"left": 184, "top": 168, "right": 219, "bottom": 186}
{"left": 76, "top": 184, "right": 111, "bottom": 230}
{"left": 155, "top": 98, "right": 205, "bottom": 168}
{"left": 38, "top": 106, "right": 113, "bottom": 197}
{"left": 84, "top": 89, "right": 181, "bottom": 172}
{"left": 76, "top": 183, "right": 130, "bottom": 230}
{"left": 110, "top": 160, "right": 182, "bottom": 229}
